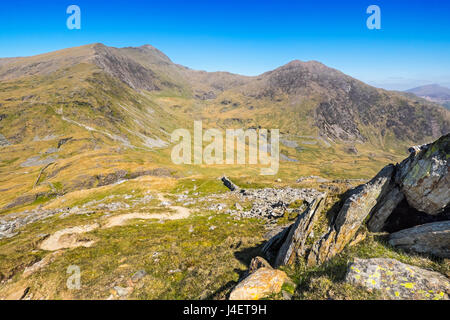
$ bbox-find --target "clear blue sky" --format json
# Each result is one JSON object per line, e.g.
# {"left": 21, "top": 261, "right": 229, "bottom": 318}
{"left": 1, "top": 0, "right": 449, "bottom": 90}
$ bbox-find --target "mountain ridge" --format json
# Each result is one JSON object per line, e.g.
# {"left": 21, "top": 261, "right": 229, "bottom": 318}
{"left": 0, "top": 42, "right": 449, "bottom": 151}
{"left": 405, "top": 84, "right": 450, "bottom": 110}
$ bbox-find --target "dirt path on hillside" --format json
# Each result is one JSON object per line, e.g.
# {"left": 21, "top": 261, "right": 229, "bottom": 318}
{"left": 39, "top": 193, "right": 191, "bottom": 251}
{"left": 39, "top": 223, "right": 99, "bottom": 251}
{"left": 103, "top": 193, "right": 191, "bottom": 228}
{"left": 103, "top": 208, "right": 191, "bottom": 228}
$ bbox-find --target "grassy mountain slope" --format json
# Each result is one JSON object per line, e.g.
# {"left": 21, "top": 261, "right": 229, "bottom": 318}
{"left": 0, "top": 43, "right": 449, "bottom": 300}
{"left": 0, "top": 43, "right": 449, "bottom": 212}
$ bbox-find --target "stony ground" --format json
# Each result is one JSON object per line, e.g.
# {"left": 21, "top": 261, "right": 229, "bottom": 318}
{"left": 0, "top": 173, "right": 448, "bottom": 300}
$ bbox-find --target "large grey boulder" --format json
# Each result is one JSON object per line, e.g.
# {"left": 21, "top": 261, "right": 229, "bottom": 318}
{"left": 395, "top": 134, "right": 449, "bottom": 215}
{"left": 367, "top": 134, "right": 449, "bottom": 232}
{"left": 345, "top": 258, "right": 450, "bottom": 300}
{"left": 389, "top": 221, "right": 450, "bottom": 258}
{"left": 272, "top": 194, "right": 326, "bottom": 267}
{"left": 367, "top": 186, "right": 404, "bottom": 232}
{"left": 307, "top": 165, "right": 395, "bottom": 266}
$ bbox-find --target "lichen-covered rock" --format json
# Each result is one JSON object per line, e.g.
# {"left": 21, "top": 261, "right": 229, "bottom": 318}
{"left": 229, "top": 268, "right": 287, "bottom": 300}
{"left": 307, "top": 165, "right": 394, "bottom": 265}
{"left": 395, "top": 134, "right": 449, "bottom": 215}
{"left": 273, "top": 195, "right": 326, "bottom": 267}
{"left": 368, "top": 186, "right": 404, "bottom": 232}
{"left": 345, "top": 258, "right": 450, "bottom": 300}
{"left": 389, "top": 221, "right": 450, "bottom": 258}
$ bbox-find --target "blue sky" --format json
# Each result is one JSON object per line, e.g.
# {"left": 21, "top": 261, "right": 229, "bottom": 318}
{"left": 1, "top": 0, "right": 449, "bottom": 90}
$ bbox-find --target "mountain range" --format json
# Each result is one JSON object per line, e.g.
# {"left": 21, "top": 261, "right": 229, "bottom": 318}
{"left": 1, "top": 43, "right": 448, "bottom": 149}
{"left": 0, "top": 43, "right": 449, "bottom": 301}
{"left": 405, "top": 84, "right": 450, "bottom": 110}
{"left": 0, "top": 43, "right": 449, "bottom": 210}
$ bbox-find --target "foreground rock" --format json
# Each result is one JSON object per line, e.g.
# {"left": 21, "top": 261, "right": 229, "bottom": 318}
{"left": 307, "top": 165, "right": 394, "bottom": 266}
{"left": 256, "top": 134, "right": 449, "bottom": 268}
{"left": 262, "top": 195, "right": 326, "bottom": 267}
{"left": 367, "top": 134, "right": 449, "bottom": 232}
{"left": 388, "top": 221, "right": 450, "bottom": 258}
{"left": 367, "top": 186, "right": 404, "bottom": 232}
{"left": 229, "top": 267, "right": 288, "bottom": 300}
{"left": 395, "top": 134, "right": 449, "bottom": 215}
{"left": 345, "top": 258, "right": 450, "bottom": 300}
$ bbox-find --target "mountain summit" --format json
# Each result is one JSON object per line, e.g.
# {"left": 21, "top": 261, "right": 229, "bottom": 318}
{"left": 0, "top": 43, "right": 450, "bottom": 162}
{"left": 0, "top": 43, "right": 448, "bottom": 150}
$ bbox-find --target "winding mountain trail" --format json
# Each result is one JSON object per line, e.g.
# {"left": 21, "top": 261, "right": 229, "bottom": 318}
{"left": 103, "top": 205, "right": 191, "bottom": 228}
{"left": 39, "top": 193, "right": 192, "bottom": 251}
{"left": 39, "top": 223, "right": 99, "bottom": 251}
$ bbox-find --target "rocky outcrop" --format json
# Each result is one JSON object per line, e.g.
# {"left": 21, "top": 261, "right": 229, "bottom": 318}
{"left": 307, "top": 165, "right": 394, "bottom": 266}
{"left": 0, "top": 205, "right": 62, "bottom": 239}
{"left": 367, "top": 186, "right": 404, "bottom": 232}
{"left": 395, "top": 134, "right": 449, "bottom": 215}
{"left": 368, "top": 134, "right": 449, "bottom": 232}
{"left": 0, "top": 191, "right": 60, "bottom": 212}
{"left": 237, "top": 188, "right": 322, "bottom": 219}
{"left": 229, "top": 267, "right": 288, "bottom": 300}
{"left": 388, "top": 221, "right": 450, "bottom": 258}
{"left": 57, "top": 137, "right": 72, "bottom": 148}
{"left": 221, "top": 176, "right": 241, "bottom": 192}
{"left": 259, "top": 134, "right": 449, "bottom": 268}
{"left": 345, "top": 258, "right": 450, "bottom": 300}
{"left": 269, "top": 195, "right": 326, "bottom": 267}
{"left": 92, "top": 44, "right": 163, "bottom": 91}
{"left": 96, "top": 170, "right": 128, "bottom": 187}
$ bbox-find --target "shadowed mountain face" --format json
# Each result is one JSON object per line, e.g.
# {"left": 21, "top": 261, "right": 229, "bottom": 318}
{"left": 406, "top": 84, "right": 450, "bottom": 110}
{"left": 0, "top": 43, "right": 449, "bottom": 156}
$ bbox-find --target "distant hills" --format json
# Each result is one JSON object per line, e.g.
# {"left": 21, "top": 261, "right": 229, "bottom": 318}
{"left": 406, "top": 84, "right": 450, "bottom": 110}
{"left": 0, "top": 43, "right": 449, "bottom": 210}
{"left": 0, "top": 43, "right": 448, "bottom": 151}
